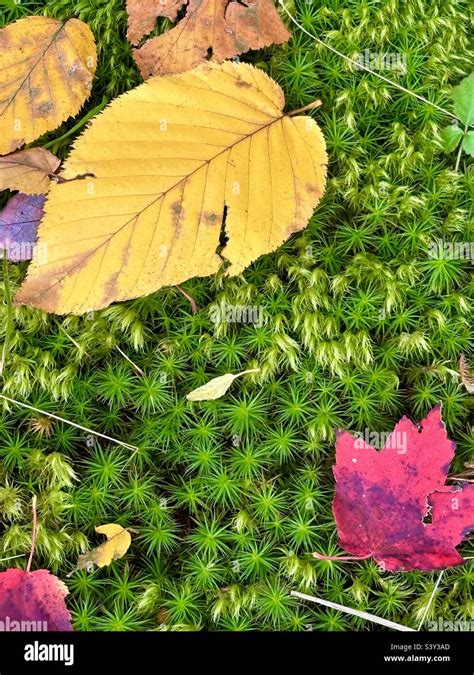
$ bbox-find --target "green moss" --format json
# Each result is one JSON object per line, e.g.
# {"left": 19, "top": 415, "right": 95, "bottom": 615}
{"left": 0, "top": 0, "right": 473, "bottom": 631}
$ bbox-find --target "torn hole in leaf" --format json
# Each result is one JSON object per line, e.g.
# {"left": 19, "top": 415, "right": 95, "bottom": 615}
{"left": 176, "top": 2, "right": 189, "bottom": 22}
{"left": 132, "top": 2, "right": 191, "bottom": 48}
{"left": 206, "top": 47, "right": 214, "bottom": 61}
{"left": 215, "top": 205, "right": 230, "bottom": 266}
{"left": 55, "top": 172, "right": 96, "bottom": 184}
{"left": 423, "top": 504, "right": 433, "bottom": 525}
{"left": 225, "top": 0, "right": 249, "bottom": 14}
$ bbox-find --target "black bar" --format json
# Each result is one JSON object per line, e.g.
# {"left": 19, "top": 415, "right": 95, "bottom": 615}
{"left": 0, "top": 631, "right": 470, "bottom": 673}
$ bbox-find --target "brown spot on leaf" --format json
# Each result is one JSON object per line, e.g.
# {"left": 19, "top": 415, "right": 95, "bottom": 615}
{"left": 306, "top": 183, "right": 321, "bottom": 196}
{"left": 100, "top": 272, "right": 121, "bottom": 308}
{"left": 235, "top": 79, "right": 251, "bottom": 88}
{"left": 202, "top": 211, "right": 219, "bottom": 225}
{"left": 37, "top": 102, "right": 53, "bottom": 115}
{"left": 170, "top": 200, "right": 185, "bottom": 229}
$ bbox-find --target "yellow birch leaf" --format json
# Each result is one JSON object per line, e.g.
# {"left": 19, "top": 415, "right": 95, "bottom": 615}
{"left": 0, "top": 147, "right": 60, "bottom": 194}
{"left": 0, "top": 16, "right": 96, "bottom": 155}
{"left": 186, "top": 368, "right": 260, "bottom": 401}
{"left": 15, "top": 61, "right": 327, "bottom": 315}
{"left": 74, "top": 524, "right": 132, "bottom": 572}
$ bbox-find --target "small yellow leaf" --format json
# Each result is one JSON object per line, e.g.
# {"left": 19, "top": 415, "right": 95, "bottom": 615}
{"left": 0, "top": 148, "right": 60, "bottom": 194}
{"left": 74, "top": 523, "right": 131, "bottom": 571}
{"left": 0, "top": 16, "right": 96, "bottom": 155}
{"left": 186, "top": 369, "right": 259, "bottom": 401}
{"left": 15, "top": 62, "right": 327, "bottom": 315}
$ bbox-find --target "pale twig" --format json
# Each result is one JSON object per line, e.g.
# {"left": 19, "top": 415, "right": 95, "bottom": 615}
{"left": 417, "top": 570, "right": 445, "bottom": 631}
{"left": 0, "top": 250, "right": 13, "bottom": 377}
{"left": 56, "top": 322, "right": 88, "bottom": 355}
{"left": 0, "top": 394, "right": 138, "bottom": 452}
{"left": 26, "top": 496, "right": 37, "bottom": 573}
{"left": 291, "top": 591, "right": 415, "bottom": 631}
{"left": 279, "top": 0, "right": 459, "bottom": 122}
{"left": 313, "top": 552, "right": 371, "bottom": 562}
{"left": 116, "top": 345, "right": 145, "bottom": 376}
{"left": 454, "top": 123, "right": 469, "bottom": 172}
{"left": 0, "top": 554, "right": 25, "bottom": 563}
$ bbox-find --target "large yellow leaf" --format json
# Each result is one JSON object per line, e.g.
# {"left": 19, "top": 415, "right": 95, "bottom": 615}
{"left": 15, "top": 61, "right": 327, "bottom": 315}
{"left": 0, "top": 16, "right": 96, "bottom": 155}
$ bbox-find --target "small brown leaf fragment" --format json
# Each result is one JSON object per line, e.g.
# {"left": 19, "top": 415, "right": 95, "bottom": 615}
{"left": 0, "top": 148, "right": 60, "bottom": 194}
{"left": 156, "top": 607, "right": 169, "bottom": 625}
{"left": 460, "top": 354, "right": 474, "bottom": 393}
{"left": 129, "top": 0, "right": 291, "bottom": 78}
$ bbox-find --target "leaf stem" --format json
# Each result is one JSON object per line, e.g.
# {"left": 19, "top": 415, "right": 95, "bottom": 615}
{"left": 176, "top": 285, "right": 198, "bottom": 314}
{"left": 0, "top": 249, "right": 13, "bottom": 378}
{"left": 235, "top": 368, "right": 261, "bottom": 378}
{"left": 288, "top": 100, "right": 322, "bottom": 116}
{"left": 454, "top": 123, "right": 469, "bottom": 172}
{"left": 313, "top": 552, "right": 372, "bottom": 562}
{"left": 43, "top": 96, "right": 109, "bottom": 151}
{"left": 26, "top": 495, "right": 37, "bottom": 573}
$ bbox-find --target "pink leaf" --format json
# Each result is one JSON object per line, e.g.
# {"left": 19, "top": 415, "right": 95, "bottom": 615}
{"left": 0, "top": 568, "right": 73, "bottom": 631}
{"left": 331, "top": 405, "right": 474, "bottom": 571}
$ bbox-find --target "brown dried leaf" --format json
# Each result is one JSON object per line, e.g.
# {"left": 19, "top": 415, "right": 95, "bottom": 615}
{"left": 0, "top": 148, "right": 60, "bottom": 195}
{"left": 460, "top": 354, "right": 474, "bottom": 394}
{"left": 127, "top": 0, "right": 183, "bottom": 44}
{"left": 128, "top": 0, "right": 291, "bottom": 78}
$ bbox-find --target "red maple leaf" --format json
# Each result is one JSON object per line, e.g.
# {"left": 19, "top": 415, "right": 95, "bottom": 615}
{"left": 0, "top": 568, "right": 73, "bottom": 631}
{"left": 330, "top": 405, "right": 474, "bottom": 571}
